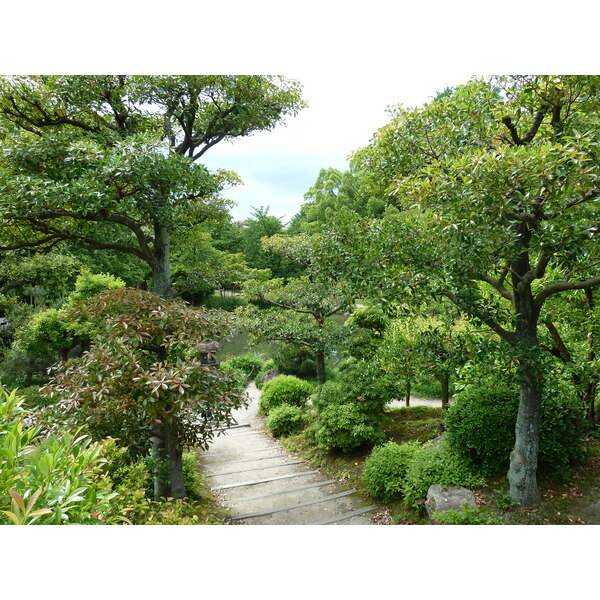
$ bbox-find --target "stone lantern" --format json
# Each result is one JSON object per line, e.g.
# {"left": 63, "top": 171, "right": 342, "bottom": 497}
{"left": 197, "top": 340, "right": 223, "bottom": 366}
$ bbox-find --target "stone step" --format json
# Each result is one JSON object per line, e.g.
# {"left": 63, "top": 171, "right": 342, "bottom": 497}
{"left": 211, "top": 469, "right": 320, "bottom": 491}
{"left": 231, "top": 489, "right": 359, "bottom": 521}
{"left": 207, "top": 459, "right": 311, "bottom": 487}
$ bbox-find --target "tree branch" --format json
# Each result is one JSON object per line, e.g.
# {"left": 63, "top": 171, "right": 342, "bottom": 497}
{"left": 536, "top": 275, "right": 600, "bottom": 307}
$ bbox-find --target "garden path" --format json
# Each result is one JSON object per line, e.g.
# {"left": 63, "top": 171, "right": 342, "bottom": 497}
{"left": 198, "top": 382, "right": 377, "bottom": 525}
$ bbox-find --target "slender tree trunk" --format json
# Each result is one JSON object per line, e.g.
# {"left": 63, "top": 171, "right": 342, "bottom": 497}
{"left": 584, "top": 289, "right": 598, "bottom": 423}
{"left": 440, "top": 374, "right": 450, "bottom": 410}
{"left": 508, "top": 287, "right": 543, "bottom": 506}
{"left": 166, "top": 421, "right": 186, "bottom": 500}
{"left": 152, "top": 222, "right": 172, "bottom": 297}
{"left": 405, "top": 380, "right": 411, "bottom": 407}
{"left": 315, "top": 350, "right": 326, "bottom": 385}
{"left": 151, "top": 427, "right": 170, "bottom": 500}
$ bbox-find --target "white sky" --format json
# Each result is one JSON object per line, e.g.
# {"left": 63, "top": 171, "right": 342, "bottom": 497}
{"left": 200, "top": 71, "right": 472, "bottom": 223}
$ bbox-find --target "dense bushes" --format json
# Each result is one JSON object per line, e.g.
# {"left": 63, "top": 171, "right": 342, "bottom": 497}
{"left": 312, "top": 360, "right": 396, "bottom": 419}
{"left": 272, "top": 343, "right": 317, "bottom": 377}
{"left": 258, "top": 375, "right": 314, "bottom": 414}
{"left": 0, "top": 389, "right": 120, "bottom": 524}
{"left": 445, "top": 383, "right": 587, "bottom": 477}
{"left": 313, "top": 403, "right": 385, "bottom": 452}
{"left": 266, "top": 404, "right": 305, "bottom": 437}
{"left": 401, "top": 443, "right": 485, "bottom": 507}
{"left": 361, "top": 441, "right": 421, "bottom": 502}
{"left": 221, "top": 353, "right": 266, "bottom": 381}
{"left": 202, "top": 295, "right": 247, "bottom": 312}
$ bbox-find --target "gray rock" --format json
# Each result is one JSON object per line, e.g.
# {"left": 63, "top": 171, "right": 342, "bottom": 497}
{"left": 425, "top": 484, "right": 476, "bottom": 521}
{"left": 260, "top": 369, "right": 280, "bottom": 385}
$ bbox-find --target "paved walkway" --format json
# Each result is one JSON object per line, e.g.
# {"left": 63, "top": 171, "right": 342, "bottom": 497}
{"left": 198, "top": 383, "right": 377, "bottom": 525}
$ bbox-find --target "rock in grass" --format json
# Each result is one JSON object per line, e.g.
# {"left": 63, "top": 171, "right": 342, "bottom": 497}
{"left": 425, "top": 484, "right": 476, "bottom": 521}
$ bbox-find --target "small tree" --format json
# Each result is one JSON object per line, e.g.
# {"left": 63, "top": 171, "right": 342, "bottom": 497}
{"left": 240, "top": 234, "right": 354, "bottom": 384}
{"left": 43, "top": 288, "right": 246, "bottom": 500}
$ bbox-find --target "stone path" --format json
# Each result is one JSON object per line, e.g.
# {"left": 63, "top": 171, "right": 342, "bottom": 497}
{"left": 198, "top": 382, "right": 377, "bottom": 525}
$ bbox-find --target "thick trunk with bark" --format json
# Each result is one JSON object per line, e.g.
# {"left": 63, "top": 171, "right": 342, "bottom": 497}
{"left": 166, "top": 421, "right": 186, "bottom": 500}
{"left": 152, "top": 223, "right": 172, "bottom": 297}
{"left": 405, "top": 380, "right": 411, "bottom": 407}
{"left": 315, "top": 350, "right": 326, "bottom": 385}
{"left": 508, "top": 285, "right": 543, "bottom": 506}
{"left": 151, "top": 422, "right": 187, "bottom": 500}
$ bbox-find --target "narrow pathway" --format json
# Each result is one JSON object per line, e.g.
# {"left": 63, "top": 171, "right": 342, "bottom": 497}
{"left": 198, "top": 382, "right": 377, "bottom": 525}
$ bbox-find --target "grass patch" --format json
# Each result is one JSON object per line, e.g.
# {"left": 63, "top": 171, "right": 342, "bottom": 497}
{"left": 382, "top": 406, "right": 443, "bottom": 444}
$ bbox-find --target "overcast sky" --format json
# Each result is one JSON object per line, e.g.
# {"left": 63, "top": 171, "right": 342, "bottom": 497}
{"left": 200, "top": 71, "right": 472, "bottom": 224}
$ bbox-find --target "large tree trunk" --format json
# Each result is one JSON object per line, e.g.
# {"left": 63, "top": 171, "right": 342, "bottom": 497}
{"left": 315, "top": 350, "right": 326, "bottom": 385}
{"left": 405, "top": 380, "right": 411, "bottom": 407}
{"left": 152, "top": 223, "right": 172, "bottom": 298}
{"left": 508, "top": 287, "right": 543, "bottom": 506}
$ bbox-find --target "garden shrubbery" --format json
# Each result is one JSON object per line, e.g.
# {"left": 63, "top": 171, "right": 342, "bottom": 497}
{"left": 445, "top": 382, "right": 587, "bottom": 477}
{"left": 221, "top": 353, "right": 266, "bottom": 381}
{"left": 313, "top": 403, "right": 385, "bottom": 452}
{"left": 272, "top": 343, "right": 317, "bottom": 377}
{"left": 266, "top": 404, "right": 305, "bottom": 437}
{"left": 258, "top": 374, "right": 314, "bottom": 414}
{"left": 361, "top": 441, "right": 421, "bottom": 502}
{"left": 401, "top": 442, "right": 485, "bottom": 507}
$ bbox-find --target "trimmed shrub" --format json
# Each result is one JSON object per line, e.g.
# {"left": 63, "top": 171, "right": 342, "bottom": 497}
{"left": 346, "top": 305, "right": 389, "bottom": 334}
{"left": 432, "top": 505, "right": 502, "bottom": 525}
{"left": 202, "top": 295, "right": 247, "bottom": 312}
{"left": 362, "top": 441, "right": 422, "bottom": 502}
{"left": 259, "top": 375, "right": 314, "bottom": 414}
{"left": 272, "top": 343, "right": 317, "bottom": 377}
{"left": 312, "top": 361, "right": 395, "bottom": 422}
{"left": 266, "top": 404, "right": 305, "bottom": 437}
{"left": 221, "top": 353, "right": 265, "bottom": 380}
{"left": 313, "top": 403, "right": 385, "bottom": 452}
{"left": 445, "top": 383, "right": 587, "bottom": 477}
{"left": 402, "top": 443, "right": 485, "bottom": 507}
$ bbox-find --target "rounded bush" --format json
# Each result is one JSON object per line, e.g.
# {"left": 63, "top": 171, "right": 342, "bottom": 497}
{"left": 272, "top": 343, "right": 317, "bottom": 377}
{"left": 266, "top": 404, "right": 305, "bottom": 437}
{"left": 222, "top": 353, "right": 266, "bottom": 380}
{"left": 346, "top": 305, "right": 389, "bottom": 334}
{"left": 402, "top": 443, "right": 484, "bottom": 507}
{"left": 313, "top": 403, "right": 385, "bottom": 452}
{"left": 445, "top": 383, "right": 587, "bottom": 477}
{"left": 312, "top": 361, "right": 394, "bottom": 422}
{"left": 362, "top": 441, "right": 422, "bottom": 502}
{"left": 258, "top": 375, "right": 314, "bottom": 414}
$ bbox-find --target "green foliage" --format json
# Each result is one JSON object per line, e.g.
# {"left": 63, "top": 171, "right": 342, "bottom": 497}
{"left": 0, "top": 388, "right": 120, "bottom": 524}
{"left": 402, "top": 443, "right": 485, "bottom": 507}
{"left": 221, "top": 353, "right": 266, "bottom": 381}
{"left": 432, "top": 505, "right": 502, "bottom": 525}
{"left": 266, "top": 403, "right": 305, "bottom": 437}
{"left": 64, "top": 269, "right": 125, "bottom": 306}
{"left": 202, "top": 294, "right": 247, "bottom": 312}
{"left": 313, "top": 403, "right": 385, "bottom": 452}
{"left": 346, "top": 305, "right": 389, "bottom": 334}
{"left": 258, "top": 374, "right": 314, "bottom": 414}
{"left": 41, "top": 287, "right": 247, "bottom": 500}
{"left": 444, "top": 383, "right": 587, "bottom": 477}
{"left": 362, "top": 441, "right": 421, "bottom": 502}
{"left": 182, "top": 451, "right": 205, "bottom": 501}
{"left": 312, "top": 360, "right": 397, "bottom": 420}
{"left": 273, "top": 343, "right": 317, "bottom": 377}
{"left": 12, "top": 308, "right": 73, "bottom": 358}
